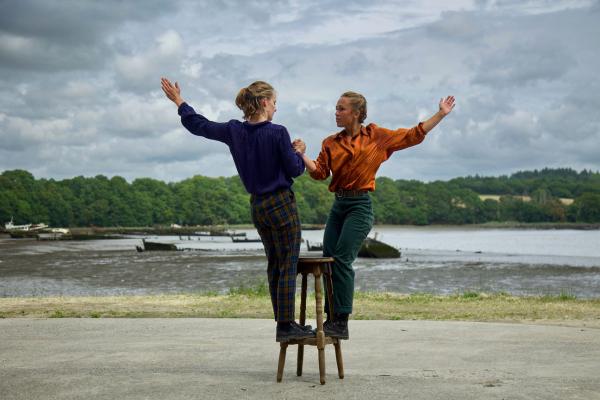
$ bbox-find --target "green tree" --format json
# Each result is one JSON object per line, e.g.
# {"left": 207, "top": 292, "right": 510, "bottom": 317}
{"left": 570, "top": 193, "right": 600, "bottom": 222}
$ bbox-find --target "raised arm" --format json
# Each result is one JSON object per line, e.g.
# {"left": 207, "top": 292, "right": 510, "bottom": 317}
{"left": 160, "top": 77, "right": 231, "bottom": 144}
{"left": 421, "top": 96, "right": 455, "bottom": 133}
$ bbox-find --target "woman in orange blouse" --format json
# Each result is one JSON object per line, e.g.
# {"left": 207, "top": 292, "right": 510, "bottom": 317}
{"left": 294, "top": 92, "right": 455, "bottom": 339}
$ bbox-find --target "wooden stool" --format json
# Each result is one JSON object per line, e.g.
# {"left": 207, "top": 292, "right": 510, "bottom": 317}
{"left": 276, "top": 257, "right": 344, "bottom": 385}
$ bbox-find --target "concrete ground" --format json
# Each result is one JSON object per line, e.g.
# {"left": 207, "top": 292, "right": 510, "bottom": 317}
{"left": 1, "top": 318, "right": 599, "bottom": 400}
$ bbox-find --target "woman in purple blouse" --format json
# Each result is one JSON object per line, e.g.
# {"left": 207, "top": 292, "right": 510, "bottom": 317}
{"left": 161, "top": 78, "right": 313, "bottom": 342}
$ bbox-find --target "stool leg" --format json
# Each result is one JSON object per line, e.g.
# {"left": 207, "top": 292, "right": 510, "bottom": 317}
{"left": 315, "top": 271, "right": 326, "bottom": 385}
{"left": 297, "top": 344, "right": 304, "bottom": 377}
{"left": 318, "top": 347, "right": 326, "bottom": 385}
{"left": 325, "top": 271, "right": 335, "bottom": 317}
{"left": 334, "top": 341, "right": 344, "bottom": 379}
{"left": 297, "top": 273, "right": 308, "bottom": 376}
{"left": 300, "top": 272, "right": 307, "bottom": 325}
{"left": 277, "top": 343, "right": 288, "bottom": 382}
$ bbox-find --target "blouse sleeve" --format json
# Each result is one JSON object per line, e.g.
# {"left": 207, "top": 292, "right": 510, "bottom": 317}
{"left": 178, "top": 102, "right": 232, "bottom": 144}
{"left": 381, "top": 122, "right": 427, "bottom": 157}
{"left": 308, "top": 141, "right": 331, "bottom": 180}
{"left": 278, "top": 127, "right": 305, "bottom": 178}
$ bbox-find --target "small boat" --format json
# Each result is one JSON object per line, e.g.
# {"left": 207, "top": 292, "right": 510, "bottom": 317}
{"left": 306, "top": 240, "right": 323, "bottom": 251}
{"left": 5, "top": 218, "right": 49, "bottom": 237}
{"left": 358, "top": 237, "right": 401, "bottom": 258}
{"left": 195, "top": 230, "right": 246, "bottom": 237}
{"left": 36, "top": 229, "right": 72, "bottom": 241}
{"left": 228, "top": 231, "right": 248, "bottom": 237}
{"left": 141, "top": 238, "right": 177, "bottom": 251}
{"left": 231, "top": 236, "right": 262, "bottom": 243}
{"left": 304, "top": 236, "right": 399, "bottom": 258}
{"left": 8, "top": 230, "right": 39, "bottom": 239}
{"left": 49, "top": 228, "right": 70, "bottom": 234}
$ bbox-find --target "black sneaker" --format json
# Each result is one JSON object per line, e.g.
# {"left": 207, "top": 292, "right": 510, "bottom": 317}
{"left": 323, "top": 319, "right": 349, "bottom": 340}
{"left": 292, "top": 321, "right": 314, "bottom": 333}
{"left": 276, "top": 322, "right": 316, "bottom": 342}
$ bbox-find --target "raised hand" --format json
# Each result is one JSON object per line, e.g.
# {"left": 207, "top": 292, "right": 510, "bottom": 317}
{"left": 161, "top": 77, "right": 184, "bottom": 107}
{"left": 439, "top": 96, "right": 455, "bottom": 115}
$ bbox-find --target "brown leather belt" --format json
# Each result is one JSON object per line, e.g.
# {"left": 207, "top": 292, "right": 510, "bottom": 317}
{"left": 334, "top": 189, "right": 369, "bottom": 198}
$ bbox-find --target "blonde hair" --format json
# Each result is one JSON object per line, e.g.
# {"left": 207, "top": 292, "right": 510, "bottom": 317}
{"left": 341, "top": 91, "right": 367, "bottom": 123}
{"left": 235, "top": 81, "right": 275, "bottom": 120}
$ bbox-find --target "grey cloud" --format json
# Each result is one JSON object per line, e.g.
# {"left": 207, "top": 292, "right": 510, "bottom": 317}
{"left": 539, "top": 81, "right": 600, "bottom": 141}
{"left": 3, "top": 72, "right": 113, "bottom": 120}
{"left": 424, "top": 10, "right": 579, "bottom": 89}
{"left": 276, "top": 102, "right": 333, "bottom": 155}
{"left": 1, "top": 0, "right": 599, "bottom": 183}
{"left": 334, "top": 51, "right": 372, "bottom": 76}
{"left": 426, "top": 11, "right": 488, "bottom": 43}
{"left": 113, "top": 30, "right": 186, "bottom": 94}
{"left": 0, "top": 0, "right": 171, "bottom": 44}
{"left": 187, "top": 54, "right": 256, "bottom": 101}
{"left": 0, "top": 128, "right": 231, "bottom": 183}
{"left": 474, "top": 0, "right": 596, "bottom": 13}
{"left": 0, "top": 35, "right": 109, "bottom": 72}
{"left": 182, "top": 3, "right": 598, "bottom": 181}
{"left": 369, "top": 94, "right": 424, "bottom": 129}
{"left": 472, "top": 39, "right": 574, "bottom": 87}
{"left": 0, "top": 0, "right": 175, "bottom": 72}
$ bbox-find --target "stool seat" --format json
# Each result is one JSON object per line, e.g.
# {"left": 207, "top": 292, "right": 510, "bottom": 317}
{"left": 276, "top": 256, "right": 344, "bottom": 385}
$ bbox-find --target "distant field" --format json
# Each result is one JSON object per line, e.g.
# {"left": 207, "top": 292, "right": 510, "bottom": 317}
{"left": 478, "top": 194, "right": 574, "bottom": 205}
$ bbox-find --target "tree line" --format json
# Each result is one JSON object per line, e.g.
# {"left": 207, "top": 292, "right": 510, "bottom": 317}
{"left": 1, "top": 168, "right": 599, "bottom": 227}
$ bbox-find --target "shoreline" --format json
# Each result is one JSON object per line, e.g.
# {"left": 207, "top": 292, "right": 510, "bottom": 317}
{"left": 1, "top": 222, "right": 598, "bottom": 238}
{"left": 2, "top": 292, "right": 599, "bottom": 328}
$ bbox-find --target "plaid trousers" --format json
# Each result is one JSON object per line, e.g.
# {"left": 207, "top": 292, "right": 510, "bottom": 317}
{"left": 251, "top": 189, "right": 301, "bottom": 322}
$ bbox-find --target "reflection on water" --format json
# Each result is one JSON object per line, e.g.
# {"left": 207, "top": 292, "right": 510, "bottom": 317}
{"left": 1, "top": 227, "right": 599, "bottom": 298}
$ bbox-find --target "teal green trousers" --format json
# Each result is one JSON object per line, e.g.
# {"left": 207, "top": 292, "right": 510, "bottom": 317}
{"left": 323, "top": 194, "right": 374, "bottom": 315}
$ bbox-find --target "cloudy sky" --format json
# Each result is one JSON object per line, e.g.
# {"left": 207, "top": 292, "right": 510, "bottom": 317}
{"left": 1, "top": 0, "right": 599, "bottom": 183}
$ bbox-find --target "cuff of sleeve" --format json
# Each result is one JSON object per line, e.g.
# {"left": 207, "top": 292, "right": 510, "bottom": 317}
{"left": 416, "top": 121, "right": 426, "bottom": 136}
{"left": 177, "top": 102, "right": 192, "bottom": 116}
{"left": 296, "top": 154, "right": 306, "bottom": 174}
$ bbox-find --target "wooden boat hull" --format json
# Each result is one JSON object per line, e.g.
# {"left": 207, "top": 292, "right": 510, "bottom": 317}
{"left": 357, "top": 238, "right": 401, "bottom": 258}
{"left": 142, "top": 239, "right": 177, "bottom": 251}
{"left": 305, "top": 237, "right": 400, "bottom": 258}
{"left": 231, "top": 237, "right": 262, "bottom": 243}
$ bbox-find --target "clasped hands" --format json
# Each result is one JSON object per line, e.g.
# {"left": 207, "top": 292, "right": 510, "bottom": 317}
{"left": 292, "top": 139, "right": 306, "bottom": 154}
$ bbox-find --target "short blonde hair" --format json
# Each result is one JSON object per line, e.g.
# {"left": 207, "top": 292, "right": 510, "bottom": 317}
{"left": 341, "top": 91, "right": 367, "bottom": 123}
{"left": 235, "top": 81, "right": 275, "bottom": 120}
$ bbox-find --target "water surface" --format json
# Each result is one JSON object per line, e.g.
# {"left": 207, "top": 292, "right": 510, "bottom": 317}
{"left": 1, "top": 227, "right": 598, "bottom": 298}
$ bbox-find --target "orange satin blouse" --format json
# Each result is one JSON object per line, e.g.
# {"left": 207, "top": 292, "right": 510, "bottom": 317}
{"left": 309, "top": 122, "right": 426, "bottom": 192}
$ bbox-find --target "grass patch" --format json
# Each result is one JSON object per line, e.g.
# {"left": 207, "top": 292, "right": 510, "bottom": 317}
{"left": 227, "top": 281, "right": 269, "bottom": 297}
{"left": 543, "top": 290, "right": 577, "bottom": 301}
{"left": 351, "top": 291, "right": 599, "bottom": 324}
{"left": 0, "top": 291, "right": 599, "bottom": 327}
{"left": 460, "top": 291, "right": 481, "bottom": 299}
{"left": 49, "top": 309, "right": 65, "bottom": 318}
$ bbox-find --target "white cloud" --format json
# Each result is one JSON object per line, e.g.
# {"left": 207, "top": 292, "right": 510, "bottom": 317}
{"left": 1, "top": 0, "right": 599, "bottom": 183}
{"left": 114, "top": 30, "right": 185, "bottom": 92}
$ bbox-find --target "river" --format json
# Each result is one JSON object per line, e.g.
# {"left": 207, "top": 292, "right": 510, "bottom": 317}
{"left": 0, "top": 226, "right": 598, "bottom": 298}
